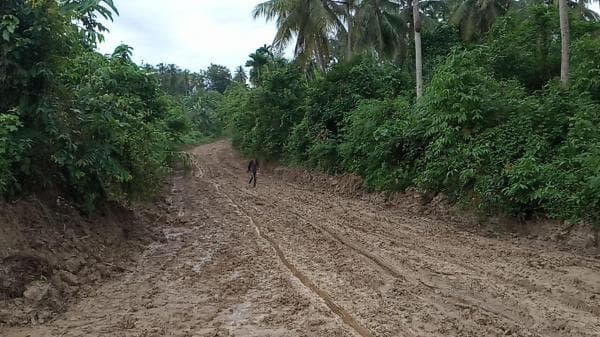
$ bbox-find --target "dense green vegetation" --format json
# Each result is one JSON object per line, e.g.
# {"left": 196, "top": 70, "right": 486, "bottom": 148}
{"left": 2, "top": 0, "right": 599, "bottom": 238}
{"left": 0, "top": 0, "right": 224, "bottom": 210}
{"left": 145, "top": 63, "right": 227, "bottom": 142}
{"left": 224, "top": 2, "right": 600, "bottom": 236}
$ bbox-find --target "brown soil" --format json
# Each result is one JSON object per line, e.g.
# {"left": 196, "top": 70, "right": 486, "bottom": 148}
{"left": 0, "top": 194, "right": 162, "bottom": 326}
{"left": 2, "top": 140, "right": 599, "bottom": 337}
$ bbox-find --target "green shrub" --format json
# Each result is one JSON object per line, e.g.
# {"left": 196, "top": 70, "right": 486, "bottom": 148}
{"left": 182, "top": 90, "right": 223, "bottom": 141}
{"left": 412, "top": 59, "right": 600, "bottom": 221}
{"left": 285, "top": 117, "right": 312, "bottom": 164}
{"left": 572, "top": 37, "right": 600, "bottom": 102}
{"left": 338, "top": 97, "right": 420, "bottom": 190}
{"left": 413, "top": 51, "right": 531, "bottom": 199}
{"left": 226, "top": 62, "right": 306, "bottom": 160}
{"left": 287, "top": 54, "right": 411, "bottom": 168}
{"left": 0, "top": 113, "right": 29, "bottom": 195}
{"left": 546, "top": 96, "right": 600, "bottom": 227}
{"left": 49, "top": 50, "right": 185, "bottom": 209}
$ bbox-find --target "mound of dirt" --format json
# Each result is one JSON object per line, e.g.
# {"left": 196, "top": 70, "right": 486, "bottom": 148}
{"left": 272, "top": 167, "right": 451, "bottom": 217}
{"left": 0, "top": 194, "right": 163, "bottom": 326}
{"left": 273, "top": 167, "right": 364, "bottom": 196}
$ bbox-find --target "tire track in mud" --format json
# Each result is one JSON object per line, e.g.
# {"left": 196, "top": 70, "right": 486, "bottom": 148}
{"left": 237, "top": 189, "right": 419, "bottom": 287}
{"left": 209, "top": 181, "right": 378, "bottom": 337}
{"left": 269, "top": 202, "right": 529, "bottom": 328}
{"left": 192, "top": 141, "right": 600, "bottom": 337}
{"left": 286, "top": 191, "right": 600, "bottom": 323}
{"left": 265, "top": 181, "right": 600, "bottom": 335}
{"left": 237, "top": 187, "right": 543, "bottom": 332}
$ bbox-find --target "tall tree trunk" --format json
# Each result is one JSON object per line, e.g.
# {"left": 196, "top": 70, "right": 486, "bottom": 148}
{"left": 559, "top": 0, "right": 570, "bottom": 87}
{"left": 347, "top": 2, "right": 353, "bottom": 60}
{"left": 413, "top": 0, "right": 423, "bottom": 98}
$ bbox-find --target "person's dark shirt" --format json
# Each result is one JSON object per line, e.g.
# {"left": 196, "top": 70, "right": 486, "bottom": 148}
{"left": 247, "top": 159, "right": 259, "bottom": 173}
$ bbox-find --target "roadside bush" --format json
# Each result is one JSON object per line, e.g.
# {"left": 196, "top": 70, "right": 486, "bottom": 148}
{"left": 50, "top": 50, "right": 186, "bottom": 209}
{"left": 413, "top": 51, "right": 531, "bottom": 198}
{"left": 287, "top": 54, "right": 411, "bottom": 171}
{"left": 222, "top": 84, "right": 251, "bottom": 150}
{"left": 546, "top": 96, "right": 600, "bottom": 227}
{"left": 0, "top": 0, "right": 213, "bottom": 211}
{"left": 180, "top": 90, "right": 223, "bottom": 143}
{"left": 571, "top": 37, "right": 600, "bottom": 102}
{"left": 338, "top": 97, "right": 420, "bottom": 190}
{"left": 0, "top": 114, "right": 29, "bottom": 195}
{"left": 227, "top": 62, "right": 306, "bottom": 160}
{"left": 414, "top": 59, "right": 600, "bottom": 221}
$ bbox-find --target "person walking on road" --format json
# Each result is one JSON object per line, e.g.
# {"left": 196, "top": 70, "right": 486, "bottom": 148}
{"left": 247, "top": 158, "right": 259, "bottom": 187}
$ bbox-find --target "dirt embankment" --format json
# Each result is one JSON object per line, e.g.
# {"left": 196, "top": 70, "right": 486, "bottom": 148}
{"left": 272, "top": 166, "right": 599, "bottom": 254}
{"left": 0, "top": 194, "right": 163, "bottom": 326}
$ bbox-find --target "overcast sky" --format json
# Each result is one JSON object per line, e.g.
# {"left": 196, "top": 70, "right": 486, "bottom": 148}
{"left": 97, "top": 0, "right": 286, "bottom": 73}
{"left": 98, "top": 1, "right": 600, "bottom": 73}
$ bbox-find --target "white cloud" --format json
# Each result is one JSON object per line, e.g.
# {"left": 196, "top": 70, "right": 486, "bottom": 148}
{"left": 98, "top": 0, "right": 287, "bottom": 73}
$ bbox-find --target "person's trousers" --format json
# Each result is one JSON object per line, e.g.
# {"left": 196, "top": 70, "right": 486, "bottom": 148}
{"left": 248, "top": 171, "right": 257, "bottom": 187}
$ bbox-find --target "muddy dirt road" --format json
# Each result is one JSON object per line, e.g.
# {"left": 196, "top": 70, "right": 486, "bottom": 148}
{"left": 4, "top": 141, "right": 600, "bottom": 337}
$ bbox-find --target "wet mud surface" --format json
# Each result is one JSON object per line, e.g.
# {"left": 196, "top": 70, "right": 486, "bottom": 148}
{"left": 3, "top": 140, "right": 599, "bottom": 337}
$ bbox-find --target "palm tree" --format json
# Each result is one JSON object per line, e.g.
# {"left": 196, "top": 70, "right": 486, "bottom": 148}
{"left": 555, "top": 0, "right": 600, "bottom": 87}
{"left": 573, "top": 0, "right": 600, "bottom": 21}
{"left": 245, "top": 45, "right": 274, "bottom": 86}
{"left": 253, "top": 0, "right": 345, "bottom": 68}
{"left": 352, "top": 0, "right": 408, "bottom": 59}
{"left": 559, "top": 0, "right": 570, "bottom": 87}
{"left": 337, "top": 0, "right": 360, "bottom": 59}
{"left": 233, "top": 66, "right": 248, "bottom": 84}
{"left": 347, "top": 0, "right": 356, "bottom": 59}
{"left": 253, "top": 0, "right": 444, "bottom": 96}
{"left": 448, "top": 0, "right": 511, "bottom": 42}
{"left": 412, "top": 0, "right": 423, "bottom": 97}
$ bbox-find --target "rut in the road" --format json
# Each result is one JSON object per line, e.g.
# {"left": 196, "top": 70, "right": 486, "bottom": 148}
{"left": 259, "top": 190, "right": 553, "bottom": 327}
{"left": 212, "top": 181, "right": 377, "bottom": 337}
